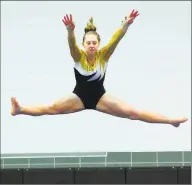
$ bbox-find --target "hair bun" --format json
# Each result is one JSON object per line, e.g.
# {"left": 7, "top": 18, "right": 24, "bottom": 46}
{"left": 84, "top": 27, "right": 96, "bottom": 33}
{"left": 84, "top": 17, "right": 97, "bottom": 33}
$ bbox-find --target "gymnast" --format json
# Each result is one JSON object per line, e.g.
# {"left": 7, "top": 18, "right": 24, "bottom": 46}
{"left": 11, "top": 10, "right": 188, "bottom": 127}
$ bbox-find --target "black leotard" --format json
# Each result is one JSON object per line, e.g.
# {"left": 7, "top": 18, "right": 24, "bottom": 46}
{"left": 69, "top": 28, "right": 124, "bottom": 109}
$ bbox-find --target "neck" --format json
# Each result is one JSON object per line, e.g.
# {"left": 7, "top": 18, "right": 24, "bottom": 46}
{"left": 86, "top": 53, "right": 96, "bottom": 65}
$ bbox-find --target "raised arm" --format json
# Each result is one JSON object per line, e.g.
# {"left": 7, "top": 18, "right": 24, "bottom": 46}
{"left": 100, "top": 10, "right": 139, "bottom": 61}
{"left": 62, "top": 14, "right": 82, "bottom": 62}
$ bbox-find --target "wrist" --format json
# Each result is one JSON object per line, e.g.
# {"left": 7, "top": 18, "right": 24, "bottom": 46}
{"left": 68, "top": 30, "right": 74, "bottom": 36}
{"left": 121, "top": 24, "right": 129, "bottom": 33}
{"left": 121, "top": 20, "right": 129, "bottom": 28}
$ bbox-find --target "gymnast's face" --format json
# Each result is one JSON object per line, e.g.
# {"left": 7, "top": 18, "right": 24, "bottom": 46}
{"left": 83, "top": 34, "right": 100, "bottom": 55}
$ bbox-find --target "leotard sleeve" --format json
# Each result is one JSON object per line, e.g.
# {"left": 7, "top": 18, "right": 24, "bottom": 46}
{"left": 100, "top": 28, "right": 125, "bottom": 61}
{"left": 68, "top": 34, "right": 83, "bottom": 62}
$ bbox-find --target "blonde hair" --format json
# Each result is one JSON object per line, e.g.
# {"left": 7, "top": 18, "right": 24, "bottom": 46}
{"left": 83, "top": 17, "right": 100, "bottom": 42}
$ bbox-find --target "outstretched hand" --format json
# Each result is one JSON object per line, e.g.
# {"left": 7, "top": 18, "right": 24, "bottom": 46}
{"left": 122, "top": 9, "right": 139, "bottom": 27}
{"left": 62, "top": 14, "right": 75, "bottom": 31}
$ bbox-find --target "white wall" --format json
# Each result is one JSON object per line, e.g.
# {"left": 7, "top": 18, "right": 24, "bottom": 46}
{"left": 1, "top": 1, "right": 191, "bottom": 154}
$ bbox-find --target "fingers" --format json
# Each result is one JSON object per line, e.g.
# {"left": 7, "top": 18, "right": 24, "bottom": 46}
{"left": 129, "top": 9, "right": 139, "bottom": 18}
{"left": 127, "top": 17, "right": 135, "bottom": 24}
{"left": 62, "top": 14, "right": 73, "bottom": 25}
{"left": 62, "top": 14, "right": 75, "bottom": 30}
{"left": 62, "top": 15, "right": 69, "bottom": 25}
{"left": 70, "top": 14, "right": 73, "bottom": 22}
{"left": 65, "top": 14, "right": 71, "bottom": 22}
{"left": 131, "top": 9, "right": 134, "bottom": 15}
{"left": 126, "top": 9, "right": 139, "bottom": 24}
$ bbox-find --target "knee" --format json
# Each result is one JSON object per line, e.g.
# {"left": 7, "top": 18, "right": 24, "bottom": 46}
{"left": 48, "top": 104, "right": 61, "bottom": 114}
{"left": 125, "top": 109, "right": 141, "bottom": 120}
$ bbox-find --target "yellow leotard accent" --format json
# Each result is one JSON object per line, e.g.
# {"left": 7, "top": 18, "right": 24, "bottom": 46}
{"left": 68, "top": 27, "right": 125, "bottom": 72}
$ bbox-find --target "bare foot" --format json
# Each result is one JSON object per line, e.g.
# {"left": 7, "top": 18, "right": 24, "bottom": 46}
{"left": 11, "top": 97, "right": 21, "bottom": 116}
{"left": 169, "top": 117, "right": 188, "bottom": 127}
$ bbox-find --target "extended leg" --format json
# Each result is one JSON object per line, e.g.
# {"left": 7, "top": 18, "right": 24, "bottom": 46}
{"left": 96, "top": 93, "right": 188, "bottom": 127}
{"left": 11, "top": 94, "right": 85, "bottom": 116}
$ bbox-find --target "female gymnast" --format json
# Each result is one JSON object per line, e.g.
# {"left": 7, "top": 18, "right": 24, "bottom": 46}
{"left": 11, "top": 10, "right": 188, "bottom": 127}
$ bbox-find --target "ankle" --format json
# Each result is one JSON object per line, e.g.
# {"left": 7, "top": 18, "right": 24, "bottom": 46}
{"left": 19, "top": 106, "right": 24, "bottom": 114}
